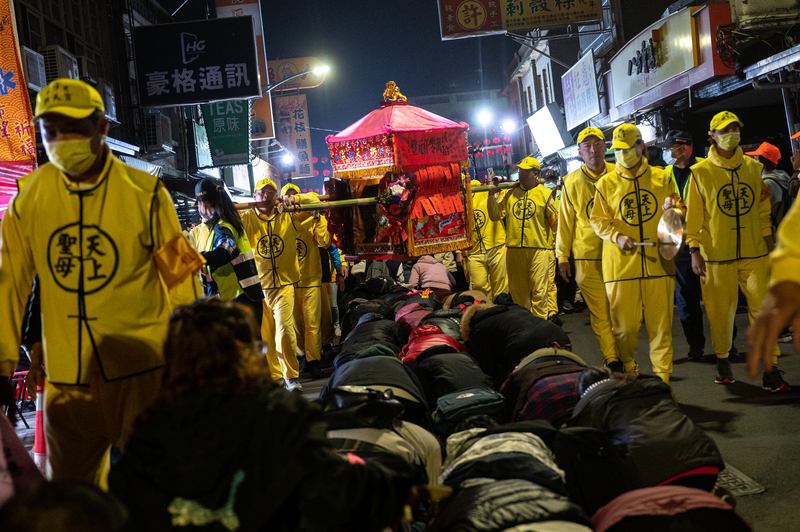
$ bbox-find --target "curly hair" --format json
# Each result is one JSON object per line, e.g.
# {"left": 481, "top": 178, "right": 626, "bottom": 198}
{"left": 156, "top": 298, "right": 272, "bottom": 409}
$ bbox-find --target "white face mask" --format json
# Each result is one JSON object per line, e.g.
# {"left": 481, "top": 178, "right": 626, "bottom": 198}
{"left": 663, "top": 149, "right": 677, "bottom": 166}
{"left": 615, "top": 147, "right": 641, "bottom": 169}
{"left": 543, "top": 181, "right": 557, "bottom": 190}
{"left": 716, "top": 132, "right": 741, "bottom": 151}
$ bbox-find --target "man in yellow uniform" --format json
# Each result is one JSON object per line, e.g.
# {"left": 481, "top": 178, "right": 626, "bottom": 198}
{"left": 542, "top": 169, "right": 561, "bottom": 323}
{"left": 556, "top": 128, "right": 620, "bottom": 369}
{"left": 488, "top": 157, "right": 557, "bottom": 318}
{"left": 0, "top": 79, "right": 200, "bottom": 486}
{"left": 748, "top": 199, "right": 800, "bottom": 379}
{"left": 240, "top": 179, "right": 304, "bottom": 392}
{"left": 590, "top": 124, "right": 681, "bottom": 383}
{"left": 464, "top": 179, "right": 508, "bottom": 300}
{"left": 281, "top": 184, "right": 332, "bottom": 380}
{"left": 686, "top": 111, "right": 789, "bottom": 391}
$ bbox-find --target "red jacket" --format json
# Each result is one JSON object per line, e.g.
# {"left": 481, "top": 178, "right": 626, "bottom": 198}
{"left": 400, "top": 325, "right": 462, "bottom": 364}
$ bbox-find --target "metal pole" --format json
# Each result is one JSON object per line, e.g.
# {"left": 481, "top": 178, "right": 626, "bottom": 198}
{"left": 779, "top": 72, "right": 799, "bottom": 146}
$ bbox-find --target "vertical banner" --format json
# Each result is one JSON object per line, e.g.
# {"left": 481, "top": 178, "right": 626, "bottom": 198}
{"left": 215, "top": 0, "right": 274, "bottom": 139}
{"left": 274, "top": 94, "right": 313, "bottom": 178}
{"left": 0, "top": 0, "right": 36, "bottom": 217}
{"left": 201, "top": 100, "right": 250, "bottom": 166}
{"left": 562, "top": 50, "right": 601, "bottom": 130}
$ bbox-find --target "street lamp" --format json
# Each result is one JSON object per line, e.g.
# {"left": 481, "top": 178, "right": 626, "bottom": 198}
{"left": 477, "top": 109, "right": 492, "bottom": 127}
{"left": 502, "top": 119, "right": 515, "bottom": 134}
{"left": 281, "top": 153, "right": 294, "bottom": 165}
{"left": 262, "top": 65, "right": 330, "bottom": 93}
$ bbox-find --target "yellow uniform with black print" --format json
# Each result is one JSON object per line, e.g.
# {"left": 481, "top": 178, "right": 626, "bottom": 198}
{"left": 241, "top": 195, "right": 307, "bottom": 381}
{"left": 488, "top": 184, "right": 557, "bottom": 317}
{"left": 466, "top": 181, "right": 508, "bottom": 300}
{"left": 547, "top": 188, "right": 562, "bottom": 316}
{"left": 293, "top": 204, "right": 332, "bottom": 364}
{"left": 686, "top": 146, "right": 778, "bottom": 363}
{"left": 557, "top": 162, "right": 619, "bottom": 363}
{"left": 0, "top": 153, "right": 200, "bottom": 486}
{"left": 590, "top": 159, "right": 680, "bottom": 382}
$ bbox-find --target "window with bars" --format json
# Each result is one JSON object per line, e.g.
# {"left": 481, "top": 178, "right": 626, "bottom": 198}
{"left": 43, "top": 19, "right": 63, "bottom": 48}
{"left": 70, "top": 0, "right": 81, "bottom": 34}
{"left": 27, "top": 10, "right": 43, "bottom": 51}
{"left": 50, "top": 0, "right": 61, "bottom": 22}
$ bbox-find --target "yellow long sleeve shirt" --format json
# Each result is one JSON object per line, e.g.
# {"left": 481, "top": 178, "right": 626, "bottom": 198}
{"left": 685, "top": 146, "right": 772, "bottom": 262}
{"left": 241, "top": 208, "right": 300, "bottom": 289}
{"left": 468, "top": 189, "right": 506, "bottom": 255}
{"left": 487, "top": 184, "right": 557, "bottom": 249}
{"left": 771, "top": 199, "right": 800, "bottom": 286}
{"left": 0, "top": 153, "right": 200, "bottom": 382}
{"left": 295, "top": 212, "right": 332, "bottom": 288}
{"left": 556, "top": 162, "right": 615, "bottom": 261}
{"left": 590, "top": 159, "right": 679, "bottom": 282}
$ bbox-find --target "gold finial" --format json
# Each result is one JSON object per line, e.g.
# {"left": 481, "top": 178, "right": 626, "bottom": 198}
{"left": 383, "top": 81, "right": 407, "bottom": 102}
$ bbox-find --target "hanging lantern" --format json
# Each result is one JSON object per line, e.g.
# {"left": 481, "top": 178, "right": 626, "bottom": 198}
{"left": 503, "top": 135, "right": 511, "bottom": 142}
{"left": 323, "top": 169, "right": 331, "bottom": 176}
{"left": 505, "top": 146, "right": 513, "bottom": 152}
{"left": 492, "top": 137, "right": 500, "bottom": 144}
{"left": 476, "top": 152, "right": 484, "bottom": 158}
{"left": 483, "top": 139, "right": 490, "bottom": 146}
{"left": 312, "top": 156, "right": 319, "bottom": 163}
{"left": 314, "top": 170, "right": 320, "bottom": 176}
{"left": 322, "top": 157, "right": 329, "bottom": 163}
{"left": 302, "top": 189, "right": 308, "bottom": 192}
{"left": 486, "top": 149, "right": 494, "bottom": 156}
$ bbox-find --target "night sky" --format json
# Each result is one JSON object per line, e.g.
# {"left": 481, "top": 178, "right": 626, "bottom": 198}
{"left": 260, "top": 0, "right": 517, "bottom": 166}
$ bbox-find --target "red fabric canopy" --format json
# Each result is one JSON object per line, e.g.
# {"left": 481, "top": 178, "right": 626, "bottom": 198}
{"left": 327, "top": 102, "right": 469, "bottom": 142}
{"left": 326, "top": 102, "right": 469, "bottom": 180}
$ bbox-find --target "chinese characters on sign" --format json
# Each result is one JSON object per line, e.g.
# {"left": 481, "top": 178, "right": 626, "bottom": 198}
{"left": 274, "top": 94, "right": 314, "bottom": 178}
{"left": 561, "top": 50, "right": 601, "bottom": 130}
{"left": 393, "top": 129, "right": 469, "bottom": 166}
{"left": 133, "top": 16, "right": 260, "bottom": 107}
{"left": 201, "top": 100, "right": 250, "bottom": 166}
{"left": 438, "top": 0, "right": 602, "bottom": 40}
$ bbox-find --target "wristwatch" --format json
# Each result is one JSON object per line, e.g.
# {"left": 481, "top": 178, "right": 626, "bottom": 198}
{"left": 688, "top": 247, "right": 700, "bottom": 255}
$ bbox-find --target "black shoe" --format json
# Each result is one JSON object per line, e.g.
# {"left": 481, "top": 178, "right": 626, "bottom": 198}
{"left": 762, "top": 367, "right": 791, "bottom": 392}
{"left": 297, "top": 355, "right": 308, "bottom": 374}
{"left": 715, "top": 358, "right": 735, "bottom": 384}
{"left": 607, "top": 360, "right": 624, "bottom": 374}
{"left": 729, "top": 346, "right": 739, "bottom": 358}
{"left": 547, "top": 314, "right": 563, "bottom": 327}
{"left": 562, "top": 300, "right": 574, "bottom": 312}
{"left": 307, "top": 360, "right": 325, "bottom": 380}
{"left": 688, "top": 346, "right": 704, "bottom": 361}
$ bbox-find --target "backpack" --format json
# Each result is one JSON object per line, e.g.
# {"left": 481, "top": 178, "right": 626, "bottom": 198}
{"left": 432, "top": 387, "right": 505, "bottom": 436}
{"left": 763, "top": 176, "right": 793, "bottom": 229}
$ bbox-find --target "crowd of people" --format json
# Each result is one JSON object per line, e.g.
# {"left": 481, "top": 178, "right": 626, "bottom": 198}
{"left": 1, "top": 78, "right": 798, "bottom": 530}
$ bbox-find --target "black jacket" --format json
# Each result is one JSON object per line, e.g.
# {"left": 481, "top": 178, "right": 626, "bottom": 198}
{"left": 109, "top": 385, "right": 414, "bottom": 532}
{"left": 411, "top": 349, "right": 492, "bottom": 406}
{"left": 462, "top": 303, "right": 571, "bottom": 387}
{"left": 338, "top": 316, "right": 404, "bottom": 361}
{"left": 568, "top": 375, "right": 724, "bottom": 487}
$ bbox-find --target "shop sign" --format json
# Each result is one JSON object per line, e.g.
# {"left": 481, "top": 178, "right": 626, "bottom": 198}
{"left": 133, "top": 17, "right": 260, "bottom": 107}
{"left": 215, "top": 0, "right": 274, "bottom": 139}
{"left": 201, "top": 99, "right": 250, "bottom": 166}
{"left": 438, "top": 0, "right": 602, "bottom": 40}
{"left": 562, "top": 50, "right": 600, "bottom": 130}
{"left": 609, "top": 7, "right": 698, "bottom": 106}
{"left": 274, "top": 94, "right": 314, "bottom": 178}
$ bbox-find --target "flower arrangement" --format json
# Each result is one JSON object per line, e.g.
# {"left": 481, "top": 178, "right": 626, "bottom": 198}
{"left": 376, "top": 172, "right": 418, "bottom": 245}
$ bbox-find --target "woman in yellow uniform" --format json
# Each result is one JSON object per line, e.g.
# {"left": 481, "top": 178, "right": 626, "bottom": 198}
{"left": 590, "top": 124, "right": 681, "bottom": 383}
{"left": 557, "top": 127, "right": 619, "bottom": 368}
{"left": 488, "top": 157, "right": 558, "bottom": 318}
{"left": 686, "top": 111, "right": 789, "bottom": 392}
{"left": 464, "top": 179, "right": 508, "bottom": 300}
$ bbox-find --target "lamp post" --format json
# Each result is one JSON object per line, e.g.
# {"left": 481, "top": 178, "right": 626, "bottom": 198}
{"left": 262, "top": 65, "right": 330, "bottom": 93}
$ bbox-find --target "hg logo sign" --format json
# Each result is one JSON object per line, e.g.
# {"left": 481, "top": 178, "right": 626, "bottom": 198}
{"left": 180, "top": 32, "right": 206, "bottom": 65}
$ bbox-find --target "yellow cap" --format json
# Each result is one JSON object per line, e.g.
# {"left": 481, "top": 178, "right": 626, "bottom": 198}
{"left": 610, "top": 124, "right": 642, "bottom": 150}
{"left": 710, "top": 111, "right": 743, "bottom": 131}
{"left": 34, "top": 79, "right": 105, "bottom": 120}
{"left": 470, "top": 180, "right": 481, "bottom": 187}
{"left": 281, "top": 183, "right": 300, "bottom": 196}
{"left": 577, "top": 127, "right": 605, "bottom": 144}
{"left": 254, "top": 178, "right": 277, "bottom": 192}
{"left": 516, "top": 157, "right": 541, "bottom": 170}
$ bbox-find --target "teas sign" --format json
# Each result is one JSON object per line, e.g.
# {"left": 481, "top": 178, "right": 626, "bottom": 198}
{"left": 562, "top": 50, "right": 600, "bottom": 130}
{"left": 133, "top": 17, "right": 260, "bottom": 107}
{"left": 438, "top": 0, "right": 602, "bottom": 40}
{"left": 201, "top": 100, "right": 250, "bottom": 166}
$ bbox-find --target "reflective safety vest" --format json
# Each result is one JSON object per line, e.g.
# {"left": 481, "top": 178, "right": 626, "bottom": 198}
{"left": 591, "top": 159, "right": 680, "bottom": 282}
{"left": 686, "top": 147, "right": 771, "bottom": 262}
{"left": 488, "top": 184, "right": 557, "bottom": 249}
{"left": 203, "top": 219, "right": 262, "bottom": 301}
{"left": 665, "top": 156, "right": 703, "bottom": 200}
{"left": 556, "top": 162, "right": 615, "bottom": 262}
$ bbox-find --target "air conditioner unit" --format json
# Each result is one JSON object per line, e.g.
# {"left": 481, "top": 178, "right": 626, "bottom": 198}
{"left": 97, "top": 79, "right": 117, "bottom": 121}
{"left": 21, "top": 47, "right": 47, "bottom": 92}
{"left": 144, "top": 113, "right": 173, "bottom": 151}
{"left": 39, "top": 45, "right": 79, "bottom": 82}
{"left": 77, "top": 56, "right": 98, "bottom": 84}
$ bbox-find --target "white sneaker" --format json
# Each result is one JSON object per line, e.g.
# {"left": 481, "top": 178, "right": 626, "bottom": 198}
{"left": 285, "top": 378, "right": 303, "bottom": 392}
{"left": 334, "top": 324, "right": 342, "bottom": 337}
